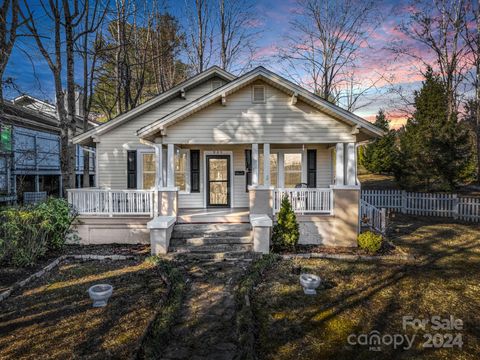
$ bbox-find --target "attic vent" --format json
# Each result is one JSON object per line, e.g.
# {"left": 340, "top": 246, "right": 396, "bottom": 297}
{"left": 212, "top": 79, "right": 222, "bottom": 90}
{"left": 252, "top": 85, "right": 265, "bottom": 103}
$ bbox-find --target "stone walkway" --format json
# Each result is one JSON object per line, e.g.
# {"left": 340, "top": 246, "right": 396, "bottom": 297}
{"left": 160, "top": 259, "right": 250, "bottom": 360}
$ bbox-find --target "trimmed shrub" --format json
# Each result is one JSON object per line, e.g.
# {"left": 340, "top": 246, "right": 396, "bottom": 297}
{"left": 357, "top": 231, "right": 383, "bottom": 254}
{"left": 272, "top": 196, "right": 299, "bottom": 252}
{"left": 0, "top": 198, "right": 77, "bottom": 267}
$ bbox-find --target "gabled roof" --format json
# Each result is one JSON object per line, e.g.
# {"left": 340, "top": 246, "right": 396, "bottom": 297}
{"left": 73, "top": 66, "right": 236, "bottom": 144}
{"left": 136, "top": 66, "right": 385, "bottom": 140}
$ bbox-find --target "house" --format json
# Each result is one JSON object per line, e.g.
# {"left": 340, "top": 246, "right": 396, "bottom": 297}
{"left": 0, "top": 95, "right": 96, "bottom": 203}
{"left": 70, "top": 66, "right": 383, "bottom": 255}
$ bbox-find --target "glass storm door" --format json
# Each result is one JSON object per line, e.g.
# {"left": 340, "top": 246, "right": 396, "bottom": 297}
{"left": 207, "top": 155, "right": 231, "bottom": 207}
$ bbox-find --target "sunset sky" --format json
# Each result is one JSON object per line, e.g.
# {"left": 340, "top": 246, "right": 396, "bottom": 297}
{"left": 4, "top": 0, "right": 462, "bottom": 129}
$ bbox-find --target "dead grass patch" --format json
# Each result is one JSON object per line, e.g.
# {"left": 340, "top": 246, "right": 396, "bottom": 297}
{"left": 254, "top": 216, "right": 480, "bottom": 359}
{"left": 0, "top": 258, "right": 167, "bottom": 360}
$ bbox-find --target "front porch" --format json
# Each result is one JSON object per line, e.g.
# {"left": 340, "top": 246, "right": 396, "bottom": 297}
{"left": 68, "top": 141, "right": 361, "bottom": 253}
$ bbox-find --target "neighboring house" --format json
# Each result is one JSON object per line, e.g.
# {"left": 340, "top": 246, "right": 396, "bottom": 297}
{"left": 71, "top": 66, "right": 384, "bottom": 254}
{"left": 0, "top": 95, "right": 96, "bottom": 203}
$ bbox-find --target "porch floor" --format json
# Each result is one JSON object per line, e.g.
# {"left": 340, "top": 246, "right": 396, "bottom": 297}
{"left": 177, "top": 208, "right": 249, "bottom": 223}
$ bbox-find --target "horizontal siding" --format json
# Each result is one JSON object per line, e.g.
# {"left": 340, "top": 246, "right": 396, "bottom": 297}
{"left": 177, "top": 145, "right": 249, "bottom": 209}
{"left": 97, "top": 78, "right": 226, "bottom": 188}
{"left": 163, "top": 81, "right": 356, "bottom": 144}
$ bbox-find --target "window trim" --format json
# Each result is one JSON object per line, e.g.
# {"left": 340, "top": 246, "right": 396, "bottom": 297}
{"left": 136, "top": 147, "right": 191, "bottom": 192}
{"left": 252, "top": 85, "right": 266, "bottom": 104}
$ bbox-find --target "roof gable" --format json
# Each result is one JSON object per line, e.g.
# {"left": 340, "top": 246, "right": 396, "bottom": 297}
{"left": 136, "top": 67, "right": 384, "bottom": 140}
{"left": 73, "top": 66, "right": 236, "bottom": 144}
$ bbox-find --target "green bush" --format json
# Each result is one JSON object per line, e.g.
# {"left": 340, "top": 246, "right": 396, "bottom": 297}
{"left": 0, "top": 198, "right": 77, "bottom": 267}
{"left": 272, "top": 196, "right": 299, "bottom": 252}
{"left": 357, "top": 231, "right": 383, "bottom": 254}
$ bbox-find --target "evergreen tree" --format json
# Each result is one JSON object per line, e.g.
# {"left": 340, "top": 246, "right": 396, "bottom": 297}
{"left": 361, "top": 110, "right": 397, "bottom": 174}
{"left": 271, "top": 196, "right": 299, "bottom": 252}
{"left": 395, "top": 68, "right": 473, "bottom": 191}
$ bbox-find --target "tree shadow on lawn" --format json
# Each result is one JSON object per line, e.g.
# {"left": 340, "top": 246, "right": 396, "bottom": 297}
{"left": 0, "top": 259, "right": 166, "bottom": 360}
{"left": 254, "top": 223, "right": 480, "bottom": 360}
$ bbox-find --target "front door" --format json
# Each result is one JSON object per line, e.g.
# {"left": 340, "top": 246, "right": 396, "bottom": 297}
{"left": 206, "top": 155, "right": 231, "bottom": 207}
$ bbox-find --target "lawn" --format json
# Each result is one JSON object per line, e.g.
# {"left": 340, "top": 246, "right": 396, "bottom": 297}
{"left": 0, "top": 258, "right": 167, "bottom": 359}
{"left": 253, "top": 215, "right": 480, "bottom": 359}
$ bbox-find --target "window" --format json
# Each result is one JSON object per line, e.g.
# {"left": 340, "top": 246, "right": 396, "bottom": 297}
{"left": 284, "top": 153, "right": 302, "bottom": 188}
{"left": 252, "top": 85, "right": 265, "bottom": 103}
{"left": 175, "top": 150, "right": 188, "bottom": 191}
{"left": 258, "top": 153, "right": 278, "bottom": 187}
{"left": 142, "top": 153, "right": 156, "bottom": 189}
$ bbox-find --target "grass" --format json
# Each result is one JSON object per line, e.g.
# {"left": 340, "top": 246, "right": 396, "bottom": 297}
{"left": 0, "top": 258, "right": 167, "bottom": 359}
{"left": 253, "top": 215, "right": 480, "bottom": 359}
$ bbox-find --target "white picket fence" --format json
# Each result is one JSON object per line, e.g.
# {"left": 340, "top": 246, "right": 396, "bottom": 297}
{"left": 361, "top": 190, "right": 480, "bottom": 222}
{"left": 273, "top": 188, "right": 333, "bottom": 214}
{"left": 67, "top": 188, "right": 155, "bottom": 216}
{"left": 360, "top": 200, "right": 387, "bottom": 234}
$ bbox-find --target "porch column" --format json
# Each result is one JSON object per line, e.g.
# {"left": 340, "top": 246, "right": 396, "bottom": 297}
{"left": 166, "top": 143, "right": 175, "bottom": 188}
{"left": 252, "top": 143, "right": 259, "bottom": 186}
{"left": 154, "top": 144, "right": 163, "bottom": 189}
{"left": 263, "top": 143, "right": 270, "bottom": 187}
{"left": 346, "top": 142, "right": 356, "bottom": 186}
{"left": 335, "top": 143, "right": 345, "bottom": 186}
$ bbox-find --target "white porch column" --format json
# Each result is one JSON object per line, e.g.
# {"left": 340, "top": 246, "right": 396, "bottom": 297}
{"left": 154, "top": 144, "right": 163, "bottom": 189}
{"left": 346, "top": 142, "right": 356, "bottom": 186}
{"left": 335, "top": 143, "right": 345, "bottom": 186}
{"left": 167, "top": 143, "right": 175, "bottom": 188}
{"left": 252, "top": 143, "right": 259, "bottom": 186}
{"left": 263, "top": 143, "right": 270, "bottom": 187}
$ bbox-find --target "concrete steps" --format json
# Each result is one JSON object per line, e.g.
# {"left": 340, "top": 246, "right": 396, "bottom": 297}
{"left": 169, "top": 223, "right": 254, "bottom": 261}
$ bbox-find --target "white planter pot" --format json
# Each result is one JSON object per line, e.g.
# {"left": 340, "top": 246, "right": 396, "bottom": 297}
{"left": 300, "top": 273, "right": 321, "bottom": 295}
{"left": 88, "top": 284, "right": 113, "bottom": 307}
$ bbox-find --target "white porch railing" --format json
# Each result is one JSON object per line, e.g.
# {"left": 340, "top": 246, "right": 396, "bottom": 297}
{"left": 274, "top": 188, "right": 333, "bottom": 214}
{"left": 67, "top": 189, "right": 155, "bottom": 216}
{"left": 360, "top": 199, "right": 387, "bottom": 234}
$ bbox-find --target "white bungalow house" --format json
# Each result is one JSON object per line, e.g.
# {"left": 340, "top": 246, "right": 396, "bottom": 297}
{"left": 70, "top": 66, "right": 383, "bottom": 256}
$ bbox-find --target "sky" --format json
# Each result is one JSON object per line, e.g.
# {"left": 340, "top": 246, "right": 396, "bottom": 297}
{"left": 3, "top": 0, "right": 460, "bottom": 129}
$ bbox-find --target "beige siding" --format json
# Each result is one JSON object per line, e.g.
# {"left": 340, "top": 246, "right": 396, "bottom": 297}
{"left": 97, "top": 78, "right": 226, "bottom": 188}
{"left": 163, "top": 81, "right": 356, "bottom": 144}
{"left": 177, "top": 144, "right": 331, "bottom": 209}
{"left": 177, "top": 145, "right": 249, "bottom": 209}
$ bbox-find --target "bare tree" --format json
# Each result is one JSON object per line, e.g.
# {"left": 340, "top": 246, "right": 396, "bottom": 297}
{"left": 78, "top": 1, "right": 107, "bottom": 187}
{"left": 22, "top": 0, "right": 105, "bottom": 193}
{"left": 395, "top": 0, "right": 470, "bottom": 120}
{"left": 185, "top": 0, "right": 214, "bottom": 73}
{"left": 280, "top": 0, "right": 379, "bottom": 107}
{"left": 0, "top": 0, "right": 19, "bottom": 109}
{"left": 218, "top": 0, "right": 260, "bottom": 73}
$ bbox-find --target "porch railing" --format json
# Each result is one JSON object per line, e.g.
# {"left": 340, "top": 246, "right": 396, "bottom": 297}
{"left": 360, "top": 199, "right": 387, "bottom": 234}
{"left": 67, "top": 188, "right": 155, "bottom": 216}
{"left": 274, "top": 188, "right": 333, "bottom": 214}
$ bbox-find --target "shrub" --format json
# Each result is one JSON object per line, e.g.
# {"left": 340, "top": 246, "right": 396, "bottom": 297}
{"left": 0, "top": 198, "right": 77, "bottom": 267}
{"left": 357, "top": 231, "right": 383, "bottom": 254}
{"left": 272, "top": 196, "right": 299, "bottom": 252}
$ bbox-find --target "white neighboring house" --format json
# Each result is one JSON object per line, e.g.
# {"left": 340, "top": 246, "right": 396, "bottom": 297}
{"left": 70, "top": 66, "right": 384, "bottom": 253}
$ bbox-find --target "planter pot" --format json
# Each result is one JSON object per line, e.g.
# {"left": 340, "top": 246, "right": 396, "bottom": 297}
{"left": 88, "top": 284, "right": 113, "bottom": 307}
{"left": 300, "top": 273, "right": 321, "bottom": 295}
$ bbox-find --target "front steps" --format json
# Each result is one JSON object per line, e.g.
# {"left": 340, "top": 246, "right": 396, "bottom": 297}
{"left": 169, "top": 223, "right": 256, "bottom": 261}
